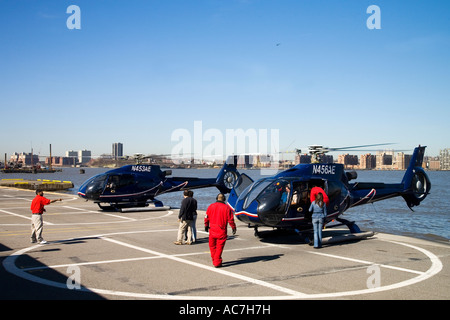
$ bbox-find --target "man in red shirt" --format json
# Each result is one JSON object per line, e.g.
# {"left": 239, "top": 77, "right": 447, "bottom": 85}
{"left": 30, "top": 190, "right": 62, "bottom": 244}
{"left": 204, "top": 193, "right": 236, "bottom": 267}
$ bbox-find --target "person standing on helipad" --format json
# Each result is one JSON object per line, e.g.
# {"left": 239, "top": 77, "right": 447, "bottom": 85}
{"left": 309, "top": 192, "right": 327, "bottom": 249}
{"left": 30, "top": 189, "right": 62, "bottom": 244}
{"left": 174, "top": 189, "right": 197, "bottom": 245}
{"left": 204, "top": 193, "right": 236, "bottom": 267}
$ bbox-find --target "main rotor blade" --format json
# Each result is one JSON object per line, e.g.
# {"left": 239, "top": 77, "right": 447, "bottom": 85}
{"left": 327, "top": 143, "right": 395, "bottom": 151}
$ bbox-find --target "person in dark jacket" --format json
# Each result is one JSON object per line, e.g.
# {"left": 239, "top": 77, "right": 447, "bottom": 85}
{"left": 188, "top": 190, "right": 198, "bottom": 242}
{"left": 174, "top": 189, "right": 197, "bottom": 245}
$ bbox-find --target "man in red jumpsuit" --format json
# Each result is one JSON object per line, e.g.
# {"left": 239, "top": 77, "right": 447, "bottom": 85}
{"left": 204, "top": 193, "right": 236, "bottom": 268}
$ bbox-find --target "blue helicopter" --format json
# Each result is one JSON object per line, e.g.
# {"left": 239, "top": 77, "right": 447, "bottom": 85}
{"left": 227, "top": 145, "right": 431, "bottom": 237}
{"left": 78, "top": 157, "right": 240, "bottom": 211}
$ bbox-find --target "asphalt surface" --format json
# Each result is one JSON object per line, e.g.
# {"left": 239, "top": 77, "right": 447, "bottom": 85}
{"left": 1, "top": 187, "right": 449, "bottom": 303}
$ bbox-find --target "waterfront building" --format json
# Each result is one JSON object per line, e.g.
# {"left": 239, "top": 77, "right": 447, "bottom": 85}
{"left": 65, "top": 150, "right": 78, "bottom": 161}
{"left": 112, "top": 143, "right": 123, "bottom": 160}
{"left": 45, "top": 156, "right": 74, "bottom": 167}
{"left": 426, "top": 156, "right": 440, "bottom": 170}
{"left": 64, "top": 150, "right": 91, "bottom": 165}
{"left": 78, "top": 150, "right": 91, "bottom": 164}
{"left": 440, "top": 148, "right": 450, "bottom": 170}
{"left": 359, "top": 153, "right": 376, "bottom": 169}
{"left": 376, "top": 150, "right": 394, "bottom": 170}
{"left": 295, "top": 154, "right": 311, "bottom": 164}
{"left": 10, "top": 152, "right": 39, "bottom": 166}
{"left": 394, "top": 152, "right": 412, "bottom": 170}
{"left": 337, "top": 154, "right": 358, "bottom": 168}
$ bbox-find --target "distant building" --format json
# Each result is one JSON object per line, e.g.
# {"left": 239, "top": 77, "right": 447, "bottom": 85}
{"left": 426, "top": 156, "right": 440, "bottom": 170}
{"left": 10, "top": 152, "right": 39, "bottom": 166}
{"left": 66, "top": 150, "right": 78, "bottom": 160}
{"left": 376, "top": 150, "right": 394, "bottom": 169}
{"left": 359, "top": 153, "right": 376, "bottom": 169}
{"left": 394, "top": 152, "right": 412, "bottom": 170}
{"left": 78, "top": 150, "right": 91, "bottom": 164}
{"left": 440, "top": 149, "right": 450, "bottom": 170}
{"left": 337, "top": 154, "right": 358, "bottom": 168}
{"left": 112, "top": 143, "right": 123, "bottom": 160}
{"left": 322, "top": 155, "right": 334, "bottom": 163}
{"left": 294, "top": 154, "right": 333, "bottom": 164}
{"left": 64, "top": 150, "right": 91, "bottom": 165}
{"left": 46, "top": 156, "right": 74, "bottom": 167}
{"left": 295, "top": 154, "right": 311, "bottom": 164}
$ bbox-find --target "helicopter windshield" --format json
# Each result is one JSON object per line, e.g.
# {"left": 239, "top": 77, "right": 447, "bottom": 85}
{"left": 256, "top": 179, "right": 291, "bottom": 215}
{"left": 79, "top": 174, "right": 108, "bottom": 200}
{"left": 239, "top": 178, "right": 291, "bottom": 214}
{"left": 241, "top": 179, "right": 274, "bottom": 210}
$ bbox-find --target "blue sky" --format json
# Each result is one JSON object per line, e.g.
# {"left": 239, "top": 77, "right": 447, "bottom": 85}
{"left": 1, "top": 0, "right": 449, "bottom": 159}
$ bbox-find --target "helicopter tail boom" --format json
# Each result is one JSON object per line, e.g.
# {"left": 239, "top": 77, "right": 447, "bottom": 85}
{"left": 349, "top": 146, "right": 430, "bottom": 210}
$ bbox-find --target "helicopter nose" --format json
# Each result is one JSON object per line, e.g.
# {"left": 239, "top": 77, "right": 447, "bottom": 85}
{"left": 77, "top": 185, "right": 91, "bottom": 200}
{"left": 79, "top": 186, "right": 100, "bottom": 201}
{"left": 258, "top": 211, "right": 285, "bottom": 226}
{"left": 78, "top": 174, "right": 107, "bottom": 201}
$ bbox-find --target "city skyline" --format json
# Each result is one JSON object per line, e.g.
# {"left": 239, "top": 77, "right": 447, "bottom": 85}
{"left": 3, "top": 144, "right": 448, "bottom": 160}
{"left": 6, "top": 147, "right": 448, "bottom": 171}
{"left": 1, "top": 1, "right": 449, "bottom": 158}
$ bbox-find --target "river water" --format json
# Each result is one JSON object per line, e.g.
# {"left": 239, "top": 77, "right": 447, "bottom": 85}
{"left": 2, "top": 167, "right": 448, "bottom": 242}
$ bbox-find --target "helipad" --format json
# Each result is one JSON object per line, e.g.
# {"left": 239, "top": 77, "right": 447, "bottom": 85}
{"left": 0, "top": 187, "right": 449, "bottom": 300}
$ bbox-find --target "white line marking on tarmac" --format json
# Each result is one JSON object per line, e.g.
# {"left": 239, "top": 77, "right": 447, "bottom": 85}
{"left": 0, "top": 207, "right": 174, "bottom": 226}
{"left": 0, "top": 209, "right": 55, "bottom": 225}
{"left": 100, "top": 236, "right": 306, "bottom": 297}
{"left": 101, "top": 213, "right": 137, "bottom": 221}
{"left": 2, "top": 230, "right": 444, "bottom": 300}
{"left": 309, "top": 251, "right": 425, "bottom": 275}
{"left": 21, "top": 245, "right": 277, "bottom": 271}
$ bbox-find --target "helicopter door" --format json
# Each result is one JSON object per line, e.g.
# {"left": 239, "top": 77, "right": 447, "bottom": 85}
{"left": 105, "top": 174, "right": 135, "bottom": 194}
{"left": 325, "top": 180, "right": 344, "bottom": 216}
{"left": 288, "top": 181, "right": 309, "bottom": 217}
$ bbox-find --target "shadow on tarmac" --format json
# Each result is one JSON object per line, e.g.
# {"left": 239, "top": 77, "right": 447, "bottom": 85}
{"left": 0, "top": 242, "right": 105, "bottom": 300}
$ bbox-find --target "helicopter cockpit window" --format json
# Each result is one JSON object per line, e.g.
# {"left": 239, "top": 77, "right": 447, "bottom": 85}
{"left": 106, "top": 174, "right": 135, "bottom": 192}
{"left": 255, "top": 180, "right": 291, "bottom": 214}
{"left": 83, "top": 174, "right": 108, "bottom": 196}
{"left": 242, "top": 179, "right": 273, "bottom": 210}
{"left": 292, "top": 182, "right": 309, "bottom": 206}
{"left": 234, "top": 174, "right": 254, "bottom": 198}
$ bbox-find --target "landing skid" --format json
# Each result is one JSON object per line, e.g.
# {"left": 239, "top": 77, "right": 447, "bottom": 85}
{"left": 335, "top": 217, "right": 361, "bottom": 233}
{"left": 248, "top": 219, "right": 363, "bottom": 245}
{"left": 96, "top": 199, "right": 166, "bottom": 212}
{"left": 249, "top": 225, "right": 311, "bottom": 244}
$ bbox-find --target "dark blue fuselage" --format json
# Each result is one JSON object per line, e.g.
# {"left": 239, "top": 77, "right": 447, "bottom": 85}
{"left": 229, "top": 146, "right": 431, "bottom": 232}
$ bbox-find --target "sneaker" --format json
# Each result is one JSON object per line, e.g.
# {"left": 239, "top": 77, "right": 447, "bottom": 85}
{"left": 173, "top": 241, "right": 183, "bottom": 245}
{"left": 31, "top": 240, "right": 37, "bottom": 244}
{"left": 39, "top": 240, "right": 48, "bottom": 244}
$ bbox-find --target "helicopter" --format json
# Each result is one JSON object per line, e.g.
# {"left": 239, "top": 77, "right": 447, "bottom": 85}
{"left": 78, "top": 157, "right": 240, "bottom": 211}
{"left": 227, "top": 145, "right": 431, "bottom": 237}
